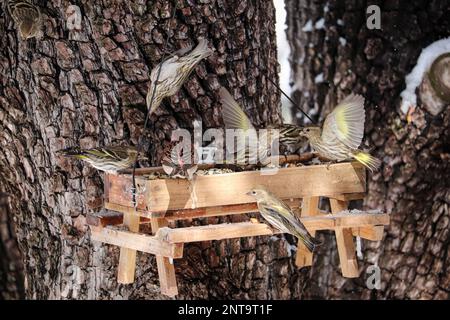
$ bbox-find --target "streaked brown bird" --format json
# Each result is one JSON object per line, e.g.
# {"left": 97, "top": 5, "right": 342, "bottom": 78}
{"left": 247, "top": 186, "right": 321, "bottom": 252}
{"left": 298, "top": 94, "right": 381, "bottom": 171}
{"left": 59, "top": 146, "right": 146, "bottom": 174}
{"left": 7, "top": 0, "right": 41, "bottom": 39}
{"left": 146, "top": 39, "right": 213, "bottom": 114}
{"left": 161, "top": 140, "right": 198, "bottom": 180}
{"left": 220, "top": 87, "right": 305, "bottom": 164}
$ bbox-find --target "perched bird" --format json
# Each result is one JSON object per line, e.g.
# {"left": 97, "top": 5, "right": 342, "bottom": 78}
{"left": 7, "top": 0, "right": 42, "bottom": 39}
{"left": 247, "top": 186, "right": 321, "bottom": 252}
{"left": 161, "top": 140, "right": 198, "bottom": 180}
{"left": 146, "top": 39, "right": 213, "bottom": 114}
{"left": 220, "top": 87, "right": 305, "bottom": 164}
{"left": 298, "top": 94, "right": 381, "bottom": 171}
{"left": 59, "top": 146, "right": 146, "bottom": 174}
{"left": 277, "top": 123, "right": 307, "bottom": 150}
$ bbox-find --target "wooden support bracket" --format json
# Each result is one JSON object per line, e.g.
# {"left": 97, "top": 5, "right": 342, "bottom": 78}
{"left": 295, "top": 197, "right": 320, "bottom": 268}
{"left": 117, "top": 209, "right": 140, "bottom": 284}
{"left": 90, "top": 226, "right": 183, "bottom": 258}
{"left": 330, "top": 199, "right": 359, "bottom": 278}
{"left": 151, "top": 218, "right": 178, "bottom": 297}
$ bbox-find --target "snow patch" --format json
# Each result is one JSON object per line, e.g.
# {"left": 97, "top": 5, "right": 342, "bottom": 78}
{"left": 302, "top": 18, "right": 326, "bottom": 32}
{"left": 302, "top": 20, "right": 313, "bottom": 32}
{"left": 315, "top": 18, "right": 325, "bottom": 30}
{"left": 337, "top": 19, "right": 344, "bottom": 26}
{"left": 400, "top": 37, "right": 450, "bottom": 114}
{"left": 339, "top": 37, "right": 347, "bottom": 46}
{"left": 314, "top": 73, "right": 324, "bottom": 84}
{"left": 274, "top": 1, "right": 292, "bottom": 123}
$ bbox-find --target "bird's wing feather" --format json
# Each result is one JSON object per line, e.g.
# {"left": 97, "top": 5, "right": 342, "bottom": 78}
{"left": 219, "top": 88, "right": 259, "bottom": 162}
{"left": 262, "top": 193, "right": 302, "bottom": 227}
{"left": 220, "top": 87, "right": 254, "bottom": 131}
{"left": 150, "top": 56, "right": 180, "bottom": 83}
{"left": 85, "top": 147, "right": 127, "bottom": 161}
{"left": 321, "top": 94, "right": 365, "bottom": 149}
{"left": 260, "top": 201, "right": 313, "bottom": 240}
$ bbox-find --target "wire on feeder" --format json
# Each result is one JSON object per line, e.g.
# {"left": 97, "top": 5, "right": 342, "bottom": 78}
{"left": 265, "top": 77, "right": 317, "bottom": 125}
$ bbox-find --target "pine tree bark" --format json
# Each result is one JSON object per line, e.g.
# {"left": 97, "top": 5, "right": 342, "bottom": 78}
{"left": 286, "top": 0, "right": 449, "bottom": 299}
{"left": 0, "top": 0, "right": 309, "bottom": 299}
{"left": 0, "top": 193, "right": 25, "bottom": 300}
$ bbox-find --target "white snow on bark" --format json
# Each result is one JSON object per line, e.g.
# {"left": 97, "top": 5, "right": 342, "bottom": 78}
{"left": 302, "top": 20, "right": 314, "bottom": 32}
{"left": 302, "top": 18, "right": 326, "bottom": 32}
{"left": 315, "top": 18, "right": 325, "bottom": 30}
{"left": 400, "top": 37, "right": 450, "bottom": 114}
{"left": 314, "top": 73, "right": 324, "bottom": 83}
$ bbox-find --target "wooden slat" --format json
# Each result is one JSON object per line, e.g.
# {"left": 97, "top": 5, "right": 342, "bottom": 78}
{"left": 87, "top": 211, "right": 124, "bottom": 227}
{"left": 330, "top": 199, "right": 359, "bottom": 278}
{"left": 151, "top": 218, "right": 178, "bottom": 297}
{"left": 295, "top": 197, "right": 320, "bottom": 268}
{"left": 104, "top": 202, "right": 163, "bottom": 219}
{"left": 145, "top": 162, "right": 365, "bottom": 212}
{"left": 90, "top": 226, "right": 183, "bottom": 258}
{"left": 86, "top": 211, "right": 151, "bottom": 227}
{"left": 352, "top": 225, "right": 384, "bottom": 241}
{"left": 327, "top": 193, "right": 365, "bottom": 201}
{"left": 164, "top": 203, "right": 259, "bottom": 221}
{"left": 93, "top": 203, "right": 259, "bottom": 225}
{"left": 117, "top": 210, "right": 141, "bottom": 284}
{"left": 106, "top": 175, "right": 149, "bottom": 211}
{"left": 156, "top": 222, "right": 277, "bottom": 243}
{"left": 156, "top": 212, "right": 389, "bottom": 244}
{"left": 106, "top": 162, "right": 365, "bottom": 212}
{"left": 302, "top": 212, "right": 389, "bottom": 229}
{"left": 100, "top": 201, "right": 305, "bottom": 223}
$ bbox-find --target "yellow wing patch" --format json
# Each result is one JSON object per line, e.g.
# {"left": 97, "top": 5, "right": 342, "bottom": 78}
{"left": 322, "top": 94, "right": 366, "bottom": 149}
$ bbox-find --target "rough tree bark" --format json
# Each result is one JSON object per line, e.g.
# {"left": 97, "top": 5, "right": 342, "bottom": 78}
{"left": 0, "top": 193, "right": 25, "bottom": 300}
{"left": 286, "top": 0, "right": 449, "bottom": 299}
{"left": 0, "top": 0, "right": 330, "bottom": 300}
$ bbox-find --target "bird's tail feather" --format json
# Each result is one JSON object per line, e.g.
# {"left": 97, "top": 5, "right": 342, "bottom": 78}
{"left": 298, "top": 233, "right": 322, "bottom": 253}
{"left": 352, "top": 151, "right": 381, "bottom": 172}
{"left": 57, "top": 148, "right": 84, "bottom": 158}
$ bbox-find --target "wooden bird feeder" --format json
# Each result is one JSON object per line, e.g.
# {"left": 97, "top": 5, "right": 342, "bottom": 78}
{"left": 86, "top": 155, "right": 389, "bottom": 297}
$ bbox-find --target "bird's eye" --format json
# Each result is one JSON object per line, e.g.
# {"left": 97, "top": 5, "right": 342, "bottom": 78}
{"left": 306, "top": 129, "right": 310, "bottom": 132}
{"left": 252, "top": 191, "right": 256, "bottom": 195}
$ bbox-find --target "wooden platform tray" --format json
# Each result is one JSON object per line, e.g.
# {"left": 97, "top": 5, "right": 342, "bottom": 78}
{"left": 88, "top": 159, "right": 389, "bottom": 298}
{"left": 105, "top": 161, "right": 366, "bottom": 214}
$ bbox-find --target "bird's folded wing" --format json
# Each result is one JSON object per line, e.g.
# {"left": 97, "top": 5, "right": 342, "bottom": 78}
{"left": 86, "top": 148, "right": 125, "bottom": 161}
{"left": 150, "top": 56, "right": 180, "bottom": 84}
{"left": 321, "top": 94, "right": 365, "bottom": 150}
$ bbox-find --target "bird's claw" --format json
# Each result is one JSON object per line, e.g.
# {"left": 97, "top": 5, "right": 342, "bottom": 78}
{"left": 326, "top": 160, "right": 337, "bottom": 170}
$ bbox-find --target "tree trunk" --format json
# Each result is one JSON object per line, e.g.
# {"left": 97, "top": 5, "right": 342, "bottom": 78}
{"left": 0, "top": 193, "right": 25, "bottom": 300}
{"left": 0, "top": 0, "right": 317, "bottom": 299}
{"left": 286, "top": 0, "right": 449, "bottom": 299}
